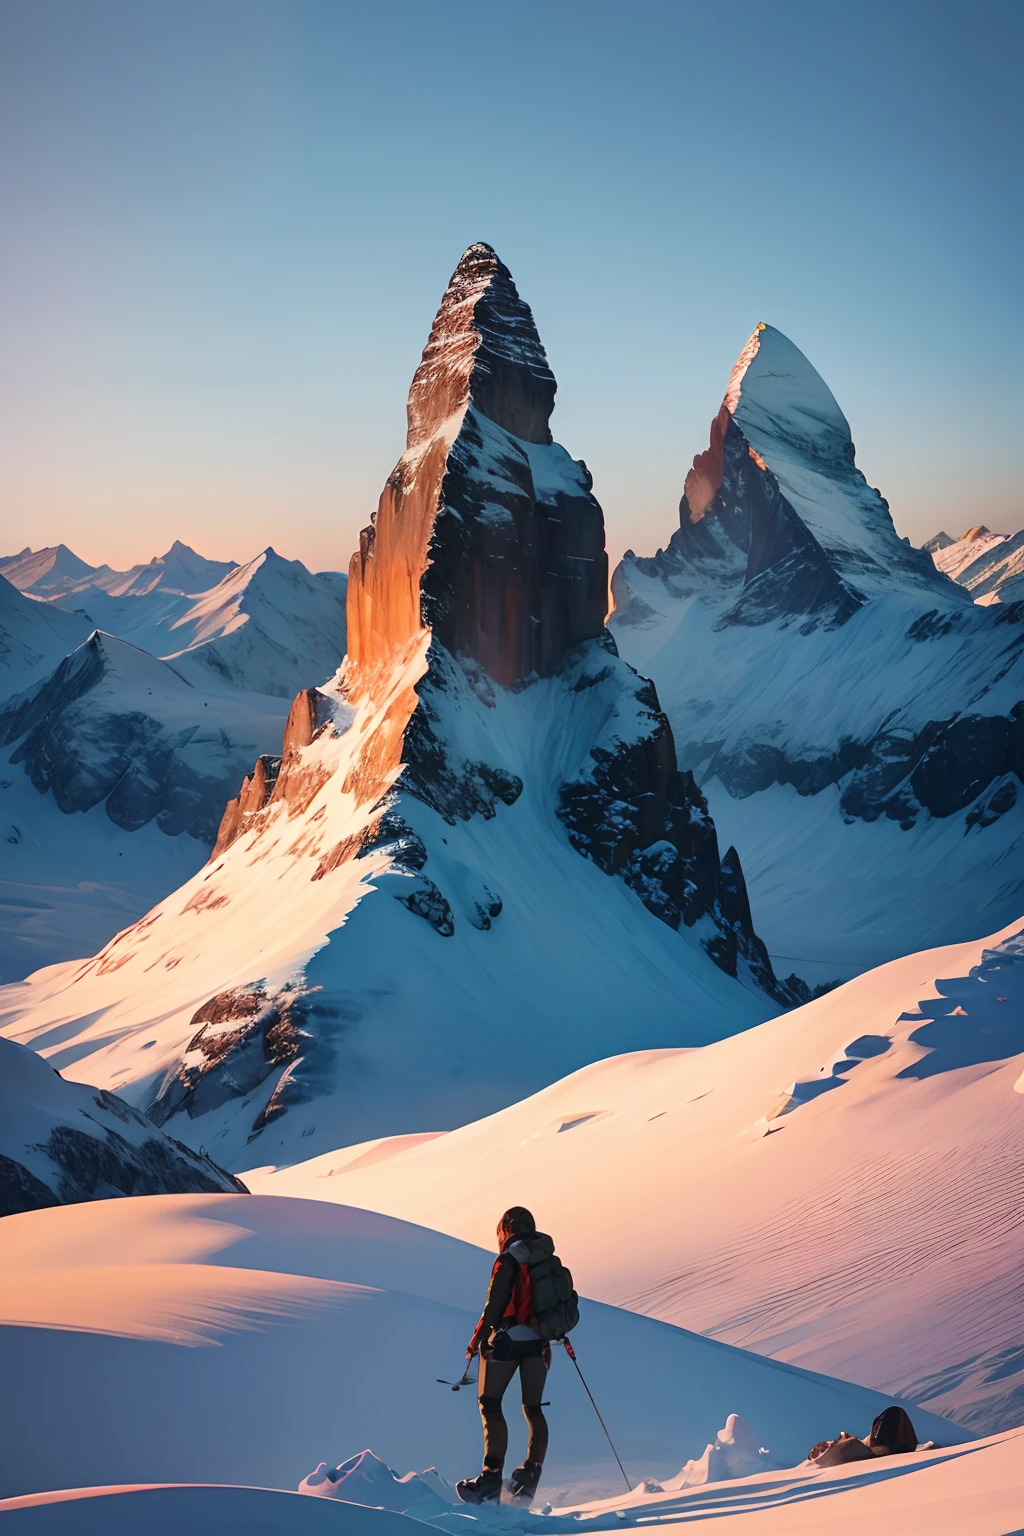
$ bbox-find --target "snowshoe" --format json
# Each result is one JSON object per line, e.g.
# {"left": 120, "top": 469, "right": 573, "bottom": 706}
{"left": 506, "top": 1460, "right": 542, "bottom": 1503}
{"left": 456, "top": 1468, "right": 503, "bottom": 1504}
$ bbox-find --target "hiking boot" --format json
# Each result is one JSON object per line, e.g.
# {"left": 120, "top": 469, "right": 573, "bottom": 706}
{"left": 506, "top": 1460, "right": 543, "bottom": 1503}
{"left": 456, "top": 1468, "right": 503, "bottom": 1504}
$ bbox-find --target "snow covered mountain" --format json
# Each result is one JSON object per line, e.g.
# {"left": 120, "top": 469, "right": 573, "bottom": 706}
{"left": 0, "top": 244, "right": 799, "bottom": 1168}
{"left": 0, "top": 632, "right": 289, "bottom": 980}
{"left": 37, "top": 544, "right": 349, "bottom": 694}
{"left": 0, "top": 539, "right": 235, "bottom": 600}
{"left": 611, "top": 324, "right": 1024, "bottom": 984}
{"left": 0, "top": 571, "right": 92, "bottom": 698}
{"left": 0, "top": 542, "right": 346, "bottom": 978}
{"left": 0, "top": 542, "right": 100, "bottom": 596}
{"left": 2, "top": 631, "right": 288, "bottom": 842}
{"left": 0, "top": 1035, "right": 245, "bottom": 1216}
{"left": 0, "top": 1192, "right": 957, "bottom": 1504}
{"left": 163, "top": 548, "right": 349, "bottom": 697}
{"left": 926, "top": 524, "right": 1024, "bottom": 605}
{"left": 277, "top": 915, "right": 1024, "bottom": 1436}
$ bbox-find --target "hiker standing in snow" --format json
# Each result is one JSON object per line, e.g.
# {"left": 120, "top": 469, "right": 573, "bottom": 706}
{"left": 457, "top": 1206, "right": 577, "bottom": 1505}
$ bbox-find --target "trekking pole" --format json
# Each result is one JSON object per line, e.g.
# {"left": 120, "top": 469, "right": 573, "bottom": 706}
{"left": 561, "top": 1339, "right": 632, "bottom": 1492}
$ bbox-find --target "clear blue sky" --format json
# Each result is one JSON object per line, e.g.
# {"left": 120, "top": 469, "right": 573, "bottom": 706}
{"left": 1, "top": 0, "right": 1020, "bottom": 575}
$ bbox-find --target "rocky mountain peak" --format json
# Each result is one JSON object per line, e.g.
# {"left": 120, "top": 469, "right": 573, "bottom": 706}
{"left": 626, "top": 322, "right": 957, "bottom": 629}
{"left": 405, "top": 243, "right": 556, "bottom": 451}
{"left": 347, "top": 243, "right": 605, "bottom": 686}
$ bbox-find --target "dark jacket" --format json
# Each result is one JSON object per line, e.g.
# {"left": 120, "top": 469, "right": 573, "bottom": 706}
{"left": 469, "top": 1233, "right": 555, "bottom": 1352}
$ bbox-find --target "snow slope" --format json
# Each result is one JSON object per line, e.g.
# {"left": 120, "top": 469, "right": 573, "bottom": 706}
{"left": 263, "top": 918, "right": 1024, "bottom": 1436}
{"left": 0, "top": 1193, "right": 957, "bottom": 1505}
{"left": 3, "top": 1434, "right": 1022, "bottom": 1535}
{"left": 0, "top": 245, "right": 790, "bottom": 1162}
{"left": 0, "top": 573, "right": 92, "bottom": 699}
{"left": 0, "top": 1035, "right": 244, "bottom": 1214}
{"left": 611, "top": 325, "right": 1024, "bottom": 984}
{"left": 0, "top": 766, "right": 209, "bottom": 984}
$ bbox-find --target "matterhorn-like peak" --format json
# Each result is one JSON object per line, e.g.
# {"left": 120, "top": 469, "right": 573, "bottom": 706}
{"left": 1, "top": 244, "right": 800, "bottom": 1168}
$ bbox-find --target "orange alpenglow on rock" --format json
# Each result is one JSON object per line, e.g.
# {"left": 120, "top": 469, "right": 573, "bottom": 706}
{"left": 346, "top": 242, "right": 607, "bottom": 690}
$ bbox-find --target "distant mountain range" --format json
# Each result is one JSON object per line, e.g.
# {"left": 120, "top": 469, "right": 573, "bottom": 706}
{"left": 0, "top": 540, "right": 348, "bottom": 980}
{"left": 924, "top": 524, "right": 1024, "bottom": 604}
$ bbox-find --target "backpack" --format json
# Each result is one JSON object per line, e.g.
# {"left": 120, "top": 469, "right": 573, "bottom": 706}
{"left": 523, "top": 1250, "right": 580, "bottom": 1340}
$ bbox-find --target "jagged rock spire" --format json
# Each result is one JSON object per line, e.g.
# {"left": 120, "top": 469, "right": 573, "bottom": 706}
{"left": 348, "top": 243, "right": 606, "bottom": 687}
{"left": 406, "top": 243, "right": 556, "bottom": 448}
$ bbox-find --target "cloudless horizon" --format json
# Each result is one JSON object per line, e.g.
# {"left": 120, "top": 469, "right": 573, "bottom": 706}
{"left": 1, "top": 0, "right": 1021, "bottom": 576}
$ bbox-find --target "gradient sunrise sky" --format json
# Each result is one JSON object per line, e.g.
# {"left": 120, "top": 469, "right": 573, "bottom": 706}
{"left": 1, "top": 0, "right": 1020, "bottom": 575}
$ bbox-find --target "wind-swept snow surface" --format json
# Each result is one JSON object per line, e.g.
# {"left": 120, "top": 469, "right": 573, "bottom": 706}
{"left": 265, "top": 920, "right": 1024, "bottom": 1436}
{"left": 0, "top": 245, "right": 793, "bottom": 1161}
{"left": 611, "top": 325, "right": 1024, "bottom": 984}
{"left": 2, "top": 1433, "right": 1021, "bottom": 1534}
{"left": 0, "top": 1193, "right": 956, "bottom": 1505}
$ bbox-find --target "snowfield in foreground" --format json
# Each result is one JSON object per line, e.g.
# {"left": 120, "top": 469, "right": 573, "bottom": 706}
{"left": 0, "top": 1430, "right": 1021, "bottom": 1534}
{"left": 251, "top": 920, "right": 1024, "bottom": 1436}
{"left": 0, "top": 1193, "right": 955, "bottom": 1506}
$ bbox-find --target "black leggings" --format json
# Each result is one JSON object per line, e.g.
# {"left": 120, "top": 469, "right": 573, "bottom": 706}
{"left": 478, "top": 1349, "right": 548, "bottom": 1471}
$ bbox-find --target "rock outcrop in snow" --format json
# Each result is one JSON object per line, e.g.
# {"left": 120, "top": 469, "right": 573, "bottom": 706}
{"left": 611, "top": 326, "right": 1024, "bottom": 981}
{"left": 0, "top": 244, "right": 798, "bottom": 1167}
{"left": 0, "top": 1034, "right": 245, "bottom": 1216}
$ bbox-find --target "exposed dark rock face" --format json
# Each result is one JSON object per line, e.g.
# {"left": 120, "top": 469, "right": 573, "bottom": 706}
{"left": 347, "top": 244, "right": 607, "bottom": 689}
{"left": 637, "top": 414, "right": 863, "bottom": 632}
{"left": 146, "top": 983, "right": 354, "bottom": 1142}
{"left": 148, "top": 985, "right": 306, "bottom": 1125}
{"left": 556, "top": 641, "right": 810, "bottom": 1006}
{"left": 402, "top": 647, "right": 524, "bottom": 823}
{"left": 0, "top": 1153, "right": 60, "bottom": 1217}
{"left": 0, "top": 1034, "right": 245, "bottom": 1215}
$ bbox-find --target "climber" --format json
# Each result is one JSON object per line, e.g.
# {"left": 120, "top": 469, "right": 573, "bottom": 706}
{"left": 455, "top": 1206, "right": 577, "bottom": 1506}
